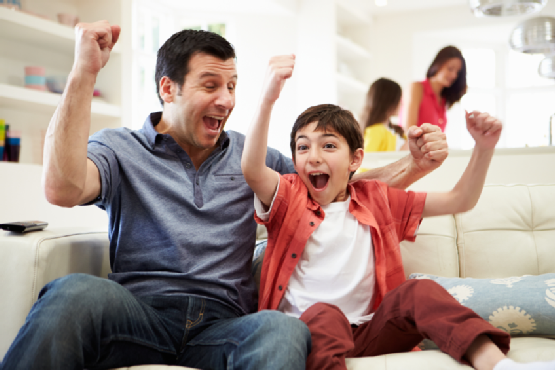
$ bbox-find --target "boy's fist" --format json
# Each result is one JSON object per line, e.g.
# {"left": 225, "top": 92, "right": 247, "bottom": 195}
{"left": 466, "top": 111, "right": 502, "bottom": 150}
{"left": 262, "top": 55, "right": 295, "bottom": 105}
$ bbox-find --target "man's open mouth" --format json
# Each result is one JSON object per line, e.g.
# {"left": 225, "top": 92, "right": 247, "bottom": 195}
{"left": 309, "top": 172, "right": 329, "bottom": 190}
{"left": 204, "top": 115, "right": 224, "bottom": 132}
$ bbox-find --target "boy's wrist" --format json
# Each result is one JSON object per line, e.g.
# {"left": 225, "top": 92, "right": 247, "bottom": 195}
{"left": 473, "top": 146, "right": 495, "bottom": 157}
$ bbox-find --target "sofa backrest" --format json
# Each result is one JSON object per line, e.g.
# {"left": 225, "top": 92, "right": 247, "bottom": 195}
{"left": 402, "top": 184, "right": 555, "bottom": 279}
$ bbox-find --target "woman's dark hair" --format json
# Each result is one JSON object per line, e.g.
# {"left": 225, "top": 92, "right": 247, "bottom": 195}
{"left": 426, "top": 45, "right": 467, "bottom": 108}
{"left": 155, "top": 29, "right": 236, "bottom": 105}
{"left": 360, "top": 78, "right": 405, "bottom": 139}
{"left": 290, "top": 104, "right": 363, "bottom": 162}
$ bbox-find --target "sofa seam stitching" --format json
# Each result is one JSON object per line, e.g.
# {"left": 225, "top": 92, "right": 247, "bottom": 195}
{"left": 527, "top": 186, "right": 540, "bottom": 274}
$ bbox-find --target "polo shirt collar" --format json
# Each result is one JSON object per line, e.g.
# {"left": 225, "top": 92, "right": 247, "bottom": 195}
{"left": 141, "top": 112, "right": 230, "bottom": 150}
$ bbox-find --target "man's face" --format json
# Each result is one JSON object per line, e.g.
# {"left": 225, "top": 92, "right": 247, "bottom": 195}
{"left": 293, "top": 121, "right": 362, "bottom": 206}
{"left": 171, "top": 52, "right": 237, "bottom": 150}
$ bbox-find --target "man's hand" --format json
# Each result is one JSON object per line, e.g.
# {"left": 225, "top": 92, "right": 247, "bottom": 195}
{"left": 407, "top": 123, "right": 448, "bottom": 173}
{"left": 73, "top": 21, "right": 121, "bottom": 77}
{"left": 466, "top": 111, "right": 502, "bottom": 150}
{"left": 261, "top": 55, "right": 295, "bottom": 105}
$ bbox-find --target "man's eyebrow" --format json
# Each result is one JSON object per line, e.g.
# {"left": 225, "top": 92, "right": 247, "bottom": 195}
{"left": 198, "top": 72, "right": 238, "bottom": 80}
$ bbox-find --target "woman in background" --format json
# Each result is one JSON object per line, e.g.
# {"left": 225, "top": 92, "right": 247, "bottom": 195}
{"left": 360, "top": 77, "right": 407, "bottom": 152}
{"left": 404, "top": 45, "right": 467, "bottom": 132}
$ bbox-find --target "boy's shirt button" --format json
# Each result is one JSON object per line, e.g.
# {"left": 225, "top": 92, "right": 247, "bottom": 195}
{"left": 278, "top": 285, "right": 283, "bottom": 291}
{"left": 292, "top": 253, "right": 297, "bottom": 258}
{"left": 315, "top": 210, "right": 321, "bottom": 216}
{"left": 309, "top": 222, "right": 315, "bottom": 226}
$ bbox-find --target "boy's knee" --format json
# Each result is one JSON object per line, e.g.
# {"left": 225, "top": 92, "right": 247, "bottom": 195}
{"left": 405, "top": 278, "right": 441, "bottom": 291}
{"left": 399, "top": 279, "right": 446, "bottom": 299}
{"left": 300, "top": 302, "right": 346, "bottom": 325}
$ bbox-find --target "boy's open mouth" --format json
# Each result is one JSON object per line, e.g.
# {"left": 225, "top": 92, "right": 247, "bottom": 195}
{"left": 203, "top": 115, "right": 224, "bottom": 133}
{"left": 309, "top": 172, "right": 329, "bottom": 190}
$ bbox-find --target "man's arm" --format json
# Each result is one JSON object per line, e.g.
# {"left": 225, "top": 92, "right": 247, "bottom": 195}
{"left": 42, "top": 21, "right": 120, "bottom": 207}
{"left": 423, "top": 111, "right": 502, "bottom": 217}
{"left": 352, "top": 123, "right": 448, "bottom": 189}
{"left": 241, "top": 55, "right": 295, "bottom": 207}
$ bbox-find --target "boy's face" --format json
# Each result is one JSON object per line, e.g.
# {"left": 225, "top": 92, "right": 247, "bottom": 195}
{"left": 293, "top": 121, "right": 363, "bottom": 206}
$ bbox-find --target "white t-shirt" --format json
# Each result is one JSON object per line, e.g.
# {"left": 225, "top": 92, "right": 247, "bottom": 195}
{"left": 255, "top": 180, "right": 376, "bottom": 325}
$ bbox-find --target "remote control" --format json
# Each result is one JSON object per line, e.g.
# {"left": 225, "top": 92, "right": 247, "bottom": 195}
{"left": 0, "top": 221, "right": 48, "bottom": 233}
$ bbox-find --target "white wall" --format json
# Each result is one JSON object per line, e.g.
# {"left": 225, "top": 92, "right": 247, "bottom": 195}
{"left": 0, "top": 163, "right": 108, "bottom": 229}
{"left": 225, "top": 12, "right": 299, "bottom": 156}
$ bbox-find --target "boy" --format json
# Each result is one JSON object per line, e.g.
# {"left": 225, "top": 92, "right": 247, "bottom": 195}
{"left": 241, "top": 55, "right": 555, "bottom": 370}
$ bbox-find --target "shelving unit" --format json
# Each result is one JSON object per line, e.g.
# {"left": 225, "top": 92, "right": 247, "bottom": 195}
{"left": 0, "top": 84, "right": 121, "bottom": 118}
{"left": 334, "top": 1, "right": 373, "bottom": 117}
{"left": 0, "top": 0, "right": 131, "bottom": 165}
{"left": 0, "top": 7, "right": 122, "bottom": 55}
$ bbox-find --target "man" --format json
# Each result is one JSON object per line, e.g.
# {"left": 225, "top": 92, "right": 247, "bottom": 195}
{"left": 1, "top": 21, "right": 447, "bottom": 370}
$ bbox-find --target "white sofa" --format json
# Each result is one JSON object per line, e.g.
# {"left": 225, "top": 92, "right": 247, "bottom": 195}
{"left": 1, "top": 183, "right": 555, "bottom": 369}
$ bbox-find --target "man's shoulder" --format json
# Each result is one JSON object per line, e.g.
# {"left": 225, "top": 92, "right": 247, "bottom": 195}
{"left": 225, "top": 130, "right": 280, "bottom": 155}
{"left": 89, "top": 126, "right": 137, "bottom": 145}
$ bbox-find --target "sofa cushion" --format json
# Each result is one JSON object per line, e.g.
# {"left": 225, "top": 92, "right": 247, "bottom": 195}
{"left": 400, "top": 214, "right": 458, "bottom": 278}
{"left": 409, "top": 273, "right": 555, "bottom": 338}
{"left": 456, "top": 184, "right": 555, "bottom": 278}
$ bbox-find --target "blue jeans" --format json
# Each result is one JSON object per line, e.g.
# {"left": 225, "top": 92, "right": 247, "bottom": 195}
{"left": 1, "top": 274, "right": 311, "bottom": 370}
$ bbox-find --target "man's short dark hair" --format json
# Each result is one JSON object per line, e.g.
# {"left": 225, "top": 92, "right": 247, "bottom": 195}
{"left": 155, "top": 29, "right": 236, "bottom": 105}
{"left": 290, "top": 104, "right": 364, "bottom": 161}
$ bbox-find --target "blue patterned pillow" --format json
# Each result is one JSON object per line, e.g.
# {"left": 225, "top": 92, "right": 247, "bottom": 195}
{"left": 409, "top": 273, "right": 555, "bottom": 343}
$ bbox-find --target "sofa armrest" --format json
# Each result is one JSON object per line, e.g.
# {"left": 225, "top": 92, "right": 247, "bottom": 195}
{"left": 0, "top": 227, "right": 110, "bottom": 358}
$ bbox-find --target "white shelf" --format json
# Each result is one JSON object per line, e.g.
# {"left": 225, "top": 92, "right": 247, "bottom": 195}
{"left": 336, "top": 34, "right": 372, "bottom": 61}
{"left": 0, "top": 7, "right": 121, "bottom": 55}
{"left": 336, "top": 73, "right": 367, "bottom": 95}
{"left": 0, "top": 83, "right": 121, "bottom": 118}
{"left": 336, "top": 1, "right": 372, "bottom": 28}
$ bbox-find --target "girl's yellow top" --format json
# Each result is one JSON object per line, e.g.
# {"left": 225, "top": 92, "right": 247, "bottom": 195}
{"left": 364, "top": 124, "right": 397, "bottom": 152}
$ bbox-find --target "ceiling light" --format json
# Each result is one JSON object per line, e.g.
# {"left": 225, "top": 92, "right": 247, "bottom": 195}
{"left": 469, "top": 0, "right": 547, "bottom": 16}
{"left": 509, "top": 16, "right": 555, "bottom": 54}
{"left": 539, "top": 55, "right": 555, "bottom": 78}
{"left": 375, "top": 0, "right": 387, "bottom": 7}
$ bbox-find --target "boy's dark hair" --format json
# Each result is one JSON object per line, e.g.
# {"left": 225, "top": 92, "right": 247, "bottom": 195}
{"left": 155, "top": 29, "right": 236, "bottom": 105}
{"left": 426, "top": 45, "right": 467, "bottom": 108}
{"left": 290, "top": 104, "right": 364, "bottom": 162}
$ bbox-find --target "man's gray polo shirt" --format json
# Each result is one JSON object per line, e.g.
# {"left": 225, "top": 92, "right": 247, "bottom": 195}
{"left": 87, "top": 112, "right": 295, "bottom": 315}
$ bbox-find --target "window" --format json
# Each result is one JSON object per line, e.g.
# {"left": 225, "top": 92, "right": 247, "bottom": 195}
{"left": 446, "top": 48, "right": 498, "bottom": 150}
{"left": 445, "top": 47, "right": 555, "bottom": 149}
{"left": 505, "top": 91, "right": 555, "bottom": 147}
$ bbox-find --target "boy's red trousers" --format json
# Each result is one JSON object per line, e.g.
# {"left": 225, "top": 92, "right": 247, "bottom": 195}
{"left": 299, "top": 279, "right": 510, "bottom": 370}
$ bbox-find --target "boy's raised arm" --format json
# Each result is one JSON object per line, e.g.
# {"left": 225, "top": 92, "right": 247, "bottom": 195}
{"left": 422, "top": 111, "right": 502, "bottom": 218}
{"left": 241, "top": 55, "right": 296, "bottom": 207}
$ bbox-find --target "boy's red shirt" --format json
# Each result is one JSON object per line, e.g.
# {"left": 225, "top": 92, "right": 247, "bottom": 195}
{"left": 255, "top": 173, "right": 427, "bottom": 313}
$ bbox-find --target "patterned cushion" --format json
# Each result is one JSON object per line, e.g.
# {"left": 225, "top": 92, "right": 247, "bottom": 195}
{"left": 409, "top": 273, "right": 555, "bottom": 344}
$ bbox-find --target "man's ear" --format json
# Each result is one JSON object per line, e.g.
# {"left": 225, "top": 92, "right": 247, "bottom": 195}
{"left": 349, "top": 148, "right": 364, "bottom": 173}
{"left": 159, "top": 76, "right": 176, "bottom": 104}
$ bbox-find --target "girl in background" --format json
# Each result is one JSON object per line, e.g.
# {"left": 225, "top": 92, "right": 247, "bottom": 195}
{"left": 404, "top": 45, "right": 467, "bottom": 133}
{"left": 360, "top": 77, "right": 407, "bottom": 152}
